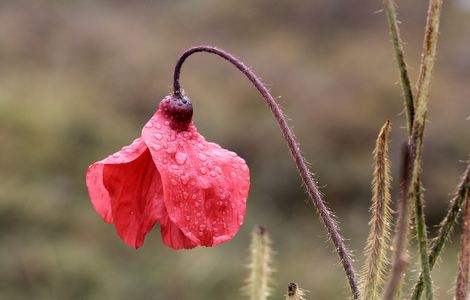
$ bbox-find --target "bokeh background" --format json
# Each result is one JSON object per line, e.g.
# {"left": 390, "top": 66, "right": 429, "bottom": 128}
{"left": 1, "top": 0, "right": 469, "bottom": 299}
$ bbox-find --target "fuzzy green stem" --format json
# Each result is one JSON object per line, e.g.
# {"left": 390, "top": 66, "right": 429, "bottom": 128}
{"left": 360, "top": 121, "right": 393, "bottom": 300}
{"left": 414, "top": 178, "right": 433, "bottom": 300}
{"left": 382, "top": 144, "right": 411, "bottom": 300}
{"left": 411, "top": 164, "right": 470, "bottom": 300}
{"left": 407, "top": 0, "right": 443, "bottom": 298}
{"left": 384, "top": 0, "right": 415, "bottom": 135}
{"left": 246, "top": 225, "right": 273, "bottom": 300}
{"left": 455, "top": 191, "right": 470, "bottom": 300}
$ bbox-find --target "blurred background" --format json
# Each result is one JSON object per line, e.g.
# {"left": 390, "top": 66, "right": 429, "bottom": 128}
{"left": 0, "top": 0, "right": 469, "bottom": 299}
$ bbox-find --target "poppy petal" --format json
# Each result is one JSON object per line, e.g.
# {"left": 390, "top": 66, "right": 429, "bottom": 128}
{"left": 142, "top": 108, "right": 250, "bottom": 248}
{"left": 160, "top": 213, "right": 198, "bottom": 250}
{"left": 86, "top": 138, "right": 165, "bottom": 248}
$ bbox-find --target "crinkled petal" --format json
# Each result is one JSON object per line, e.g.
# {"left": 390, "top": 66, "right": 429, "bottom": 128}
{"left": 142, "top": 109, "right": 250, "bottom": 248}
{"left": 86, "top": 138, "right": 165, "bottom": 248}
{"left": 160, "top": 213, "right": 198, "bottom": 250}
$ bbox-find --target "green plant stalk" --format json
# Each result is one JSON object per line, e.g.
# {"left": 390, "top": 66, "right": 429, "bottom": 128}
{"left": 411, "top": 164, "right": 470, "bottom": 300}
{"left": 245, "top": 225, "right": 273, "bottom": 300}
{"left": 382, "top": 144, "right": 411, "bottom": 300}
{"left": 383, "top": 2, "right": 416, "bottom": 297}
{"left": 414, "top": 177, "right": 433, "bottom": 300}
{"left": 360, "top": 121, "right": 393, "bottom": 300}
{"left": 455, "top": 191, "right": 470, "bottom": 300}
{"left": 407, "top": 0, "right": 443, "bottom": 298}
{"left": 384, "top": 0, "right": 414, "bottom": 135}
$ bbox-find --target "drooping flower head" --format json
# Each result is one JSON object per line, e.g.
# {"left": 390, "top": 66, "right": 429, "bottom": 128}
{"left": 86, "top": 95, "right": 250, "bottom": 249}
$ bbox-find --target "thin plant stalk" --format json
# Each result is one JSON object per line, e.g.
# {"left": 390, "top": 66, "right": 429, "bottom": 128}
{"left": 407, "top": 0, "right": 443, "bottom": 298}
{"left": 245, "top": 225, "right": 273, "bottom": 300}
{"left": 382, "top": 144, "right": 411, "bottom": 300}
{"left": 411, "top": 164, "right": 470, "bottom": 300}
{"left": 383, "top": 1, "right": 416, "bottom": 297}
{"left": 455, "top": 191, "right": 470, "bottom": 300}
{"left": 360, "top": 121, "right": 393, "bottom": 300}
{"left": 173, "top": 45, "right": 360, "bottom": 299}
{"left": 384, "top": 0, "right": 414, "bottom": 135}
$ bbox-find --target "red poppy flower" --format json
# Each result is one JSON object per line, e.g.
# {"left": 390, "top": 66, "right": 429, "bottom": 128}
{"left": 86, "top": 96, "right": 250, "bottom": 249}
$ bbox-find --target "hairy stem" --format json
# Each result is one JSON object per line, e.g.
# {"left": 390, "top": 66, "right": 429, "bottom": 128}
{"left": 173, "top": 45, "right": 360, "bottom": 299}
{"left": 384, "top": 0, "right": 414, "bottom": 135}
{"left": 411, "top": 163, "right": 470, "bottom": 300}
{"left": 382, "top": 144, "right": 411, "bottom": 300}
{"left": 455, "top": 191, "right": 470, "bottom": 300}
{"left": 407, "top": 0, "right": 443, "bottom": 298}
{"left": 245, "top": 225, "right": 273, "bottom": 300}
{"left": 360, "top": 121, "right": 393, "bottom": 300}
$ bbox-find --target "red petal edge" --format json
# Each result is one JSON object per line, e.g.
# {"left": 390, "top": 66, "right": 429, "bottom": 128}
{"left": 142, "top": 103, "right": 250, "bottom": 248}
{"left": 86, "top": 138, "right": 165, "bottom": 248}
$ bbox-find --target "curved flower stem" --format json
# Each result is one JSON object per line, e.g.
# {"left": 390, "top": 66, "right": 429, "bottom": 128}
{"left": 173, "top": 45, "right": 360, "bottom": 299}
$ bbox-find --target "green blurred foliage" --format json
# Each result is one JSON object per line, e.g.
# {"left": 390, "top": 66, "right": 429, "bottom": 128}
{"left": 0, "top": 0, "right": 468, "bottom": 299}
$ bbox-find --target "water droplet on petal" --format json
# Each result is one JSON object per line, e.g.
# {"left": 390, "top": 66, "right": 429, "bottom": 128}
{"left": 155, "top": 123, "right": 162, "bottom": 129}
{"left": 175, "top": 152, "right": 187, "bottom": 165}
{"left": 145, "top": 122, "right": 153, "bottom": 128}
{"left": 171, "top": 179, "right": 177, "bottom": 186}
{"left": 155, "top": 133, "right": 163, "bottom": 140}
{"left": 198, "top": 153, "right": 207, "bottom": 161}
{"left": 181, "top": 175, "right": 190, "bottom": 185}
{"left": 192, "top": 194, "right": 197, "bottom": 200}
{"left": 200, "top": 167, "right": 207, "bottom": 175}
{"left": 209, "top": 171, "right": 216, "bottom": 177}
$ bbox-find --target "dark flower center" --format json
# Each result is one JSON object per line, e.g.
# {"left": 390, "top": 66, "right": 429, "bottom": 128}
{"left": 160, "top": 96, "right": 193, "bottom": 131}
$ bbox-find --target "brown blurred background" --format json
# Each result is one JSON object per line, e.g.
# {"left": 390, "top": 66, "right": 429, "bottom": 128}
{"left": 0, "top": 0, "right": 469, "bottom": 299}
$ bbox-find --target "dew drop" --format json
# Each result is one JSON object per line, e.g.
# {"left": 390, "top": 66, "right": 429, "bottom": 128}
{"left": 144, "top": 122, "right": 153, "bottom": 128}
{"left": 155, "top": 123, "right": 162, "bottom": 129}
{"left": 192, "top": 194, "right": 197, "bottom": 200}
{"left": 200, "top": 167, "right": 207, "bottom": 175}
{"left": 175, "top": 152, "right": 187, "bottom": 165}
{"left": 198, "top": 153, "right": 207, "bottom": 161}
{"left": 181, "top": 175, "right": 190, "bottom": 185}
{"left": 171, "top": 179, "right": 177, "bottom": 186}
{"left": 209, "top": 171, "right": 216, "bottom": 177}
{"left": 155, "top": 133, "right": 163, "bottom": 140}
